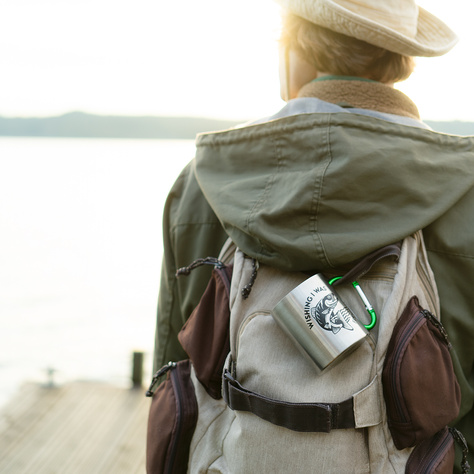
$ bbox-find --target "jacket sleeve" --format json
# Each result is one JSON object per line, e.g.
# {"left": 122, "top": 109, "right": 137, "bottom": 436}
{"left": 153, "top": 161, "right": 228, "bottom": 371}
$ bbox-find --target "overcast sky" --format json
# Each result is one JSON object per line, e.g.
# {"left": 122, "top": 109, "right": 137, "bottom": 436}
{"left": 0, "top": 0, "right": 472, "bottom": 122}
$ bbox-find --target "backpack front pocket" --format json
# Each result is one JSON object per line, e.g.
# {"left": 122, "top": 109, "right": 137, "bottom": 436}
{"left": 382, "top": 296, "right": 461, "bottom": 450}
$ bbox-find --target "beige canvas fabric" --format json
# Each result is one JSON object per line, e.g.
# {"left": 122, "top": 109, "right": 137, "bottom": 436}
{"left": 274, "top": 0, "right": 458, "bottom": 56}
{"left": 187, "top": 232, "right": 441, "bottom": 473}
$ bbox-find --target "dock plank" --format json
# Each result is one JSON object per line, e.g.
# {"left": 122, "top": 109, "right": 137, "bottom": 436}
{"left": 0, "top": 382, "right": 150, "bottom": 473}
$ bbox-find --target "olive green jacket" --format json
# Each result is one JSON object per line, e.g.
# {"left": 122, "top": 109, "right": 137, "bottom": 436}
{"left": 154, "top": 80, "right": 474, "bottom": 465}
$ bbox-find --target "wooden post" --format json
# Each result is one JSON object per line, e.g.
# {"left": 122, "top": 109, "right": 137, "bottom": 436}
{"left": 132, "top": 351, "right": 144, "bottom": 388}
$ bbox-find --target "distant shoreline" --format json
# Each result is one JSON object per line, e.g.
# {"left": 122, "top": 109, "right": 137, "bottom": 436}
{"left": 0, "top": 112, "right": 241, "bottom": 140}
{"left": 0, "top": 111, "right": 472, "bottom": 139}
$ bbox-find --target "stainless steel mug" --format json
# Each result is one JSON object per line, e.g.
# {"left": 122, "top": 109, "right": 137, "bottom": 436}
{"left": 272, "top": 273, "right": 370, "bottom": 371}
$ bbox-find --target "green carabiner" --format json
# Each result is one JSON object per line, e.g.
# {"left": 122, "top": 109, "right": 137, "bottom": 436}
{"left": 328, "top": 277, "right": 377, "bottom": 330}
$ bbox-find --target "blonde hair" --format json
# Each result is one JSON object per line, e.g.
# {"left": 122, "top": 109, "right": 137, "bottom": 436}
{"left": 280, "top": 13, "right": 415, "bottom": 84}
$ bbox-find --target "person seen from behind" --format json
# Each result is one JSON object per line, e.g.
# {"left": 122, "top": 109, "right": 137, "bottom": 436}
{"left": 149, "top": 1, "right": 473, "bottom": 472}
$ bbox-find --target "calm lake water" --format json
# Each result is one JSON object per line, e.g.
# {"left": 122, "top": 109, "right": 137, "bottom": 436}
{"left": 0, "top": 137, "right": 196, "bottom": 408}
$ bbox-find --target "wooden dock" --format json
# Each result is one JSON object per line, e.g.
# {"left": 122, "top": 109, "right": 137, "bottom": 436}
{"left": 0, "top": 381, "right": 150, "bottom": 473}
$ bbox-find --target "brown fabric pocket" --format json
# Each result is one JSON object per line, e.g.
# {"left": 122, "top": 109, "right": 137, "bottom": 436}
{"left": 146, "top": 360, "right": 198, "bottom": 474}
{"left": 178, "top": 264, "right": 232, "bottom": 399}
{"left": 405, "top": 427, "right": 455, "bottom": 474}
{"left": 382, "top": 296, "right": 461, "bottom": 450}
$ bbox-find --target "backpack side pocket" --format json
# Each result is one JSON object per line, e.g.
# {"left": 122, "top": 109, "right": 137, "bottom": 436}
{"left": 382, "top": 296, "right": 461, "bottom": 450}
{"left": 146, "top": 360, "right": 198, "bottom": 474}
{"left": 178, "top": 264, "right": 233, "bottom": 400}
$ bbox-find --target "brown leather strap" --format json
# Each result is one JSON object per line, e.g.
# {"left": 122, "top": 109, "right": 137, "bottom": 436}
{"left": 222, "top": 369, "right": 355, "bottom": 433}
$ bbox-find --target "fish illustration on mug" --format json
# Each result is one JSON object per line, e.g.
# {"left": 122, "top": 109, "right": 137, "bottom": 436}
{"left": 310, "top": 293, "right": 354, "bottom": 334}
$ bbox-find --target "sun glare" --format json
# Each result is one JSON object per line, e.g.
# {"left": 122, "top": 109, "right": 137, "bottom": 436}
{"left": 0, "top": 0, "right": 472, "bottom": 121}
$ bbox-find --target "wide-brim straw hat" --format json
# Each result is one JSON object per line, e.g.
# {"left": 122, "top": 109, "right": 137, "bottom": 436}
{"left": 275, "top": 0, "right": 458, "bottom": 56}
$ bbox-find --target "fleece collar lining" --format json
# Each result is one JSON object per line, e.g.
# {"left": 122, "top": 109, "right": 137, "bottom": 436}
{"left": 298, "top": 79, "right": 420, "bottom": 120}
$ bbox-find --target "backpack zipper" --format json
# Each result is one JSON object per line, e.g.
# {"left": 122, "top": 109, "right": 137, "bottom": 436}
{"left": 387, "top": 305, "right": 453, "bottom": 424}
{"left": 164, "top": 365, "right": 183, "bottom": 474}
{"left": 424, "top": 429, "right": 452, "bottom": 472}
{"left": 146, "top": 361, "right": 177, "bottom": 397}
{"left": 145, "top": 361, "right": 183, "bottom": 473}
{"left": 217, "top": 264, "right": 232, "bottom": 294}
{"left": 388, "top": 309, "right": 426, "bottom": 423}
{"left": 415, "top": 428, "right": 452, "bottom": 473}
{"left": 422, "top": 310, "right": 452, "bottom": 349}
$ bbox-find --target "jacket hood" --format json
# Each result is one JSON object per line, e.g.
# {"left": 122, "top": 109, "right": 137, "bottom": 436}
{"left": 193, "top": 86, "right": 474, "bottom": 272}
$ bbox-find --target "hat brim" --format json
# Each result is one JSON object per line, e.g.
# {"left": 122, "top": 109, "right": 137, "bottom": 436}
{"left": 277, "top": 0, "right": 458, "bottom": 57}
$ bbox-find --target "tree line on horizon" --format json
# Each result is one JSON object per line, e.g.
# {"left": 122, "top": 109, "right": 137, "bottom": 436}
{"left": 0, "top": 111, "right": 472, "bottom": 139}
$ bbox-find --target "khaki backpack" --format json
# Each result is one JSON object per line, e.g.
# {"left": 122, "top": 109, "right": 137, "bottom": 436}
{"left": 146, "top": 232, "right": 467, "bottom": 474}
